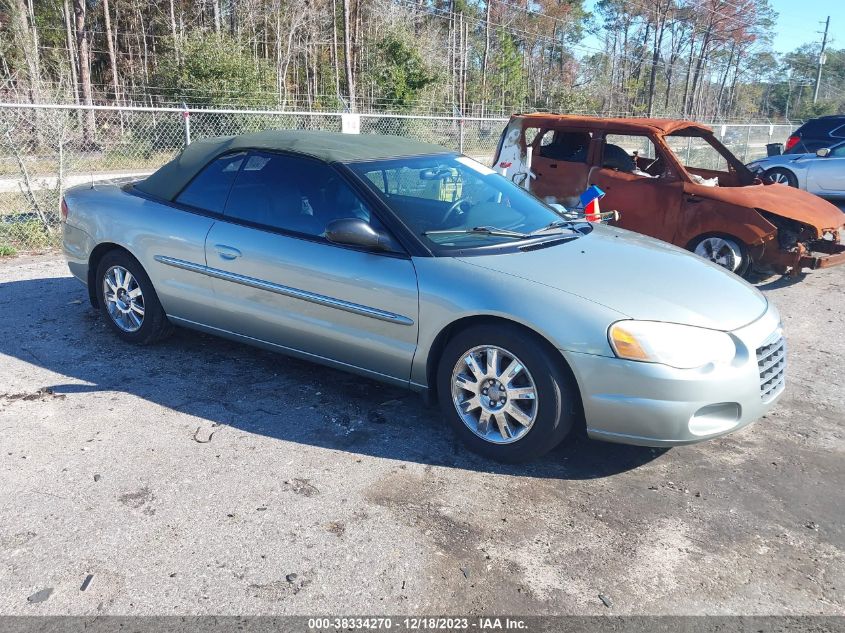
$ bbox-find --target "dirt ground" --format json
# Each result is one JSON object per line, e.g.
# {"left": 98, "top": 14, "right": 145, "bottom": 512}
{"left": 0, "top": 253, "right": 842, "bottom": 616}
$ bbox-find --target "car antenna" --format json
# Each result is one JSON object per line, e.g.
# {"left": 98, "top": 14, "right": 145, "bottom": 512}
{"left": 91, "top": 172, "right": 96, "bottom": 189}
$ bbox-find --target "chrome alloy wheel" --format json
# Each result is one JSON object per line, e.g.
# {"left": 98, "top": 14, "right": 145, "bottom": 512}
{"left": 767, "top": 171, "right": 790, "bottom": 185}
{"left": 694, "top": 236, "right": 742, "bottom": 272}
{"left": 102, "top": 265, "right": 145, "bottom": 332}
{"left": 450, "top": 345, "right": 538, "bottom": 445}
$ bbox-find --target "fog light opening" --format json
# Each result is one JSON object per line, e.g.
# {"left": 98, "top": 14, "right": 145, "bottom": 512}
{"left": 689, "top": 403, "right": 741, "bottom": 436}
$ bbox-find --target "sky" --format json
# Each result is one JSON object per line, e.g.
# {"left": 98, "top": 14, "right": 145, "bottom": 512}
{"left": 580, "top": 0, "right": 843, "bottom": 55}
{"left": 769, "top": 0, "right": 842, "bottom": 54}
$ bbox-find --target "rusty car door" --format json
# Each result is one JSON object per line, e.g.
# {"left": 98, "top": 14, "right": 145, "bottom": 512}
{"left": 588, "top": 133, "right": 683, "bottom": 244}
{"left": 530, "top": 129, "right": 592, "bottom": 207}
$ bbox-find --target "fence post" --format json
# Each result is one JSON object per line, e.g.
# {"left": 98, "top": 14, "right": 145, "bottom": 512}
{"left": 743, "top": 125, "right": 751, "bottom": 162}
{"left": 182, "top": 104, "right": 191, "bottom": 146}
{"left": 459, "top": 117, "right": 465, "bottom": 154}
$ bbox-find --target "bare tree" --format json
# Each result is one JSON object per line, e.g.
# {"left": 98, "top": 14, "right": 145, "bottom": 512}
{"left": 73, "top": 0, "right": 96, "bottom": 146}
{"left": 102, "top": 0, "right": 121, "bottom": 103}
{"left": 342, "top": 0, "right": 356, "bottom": 110}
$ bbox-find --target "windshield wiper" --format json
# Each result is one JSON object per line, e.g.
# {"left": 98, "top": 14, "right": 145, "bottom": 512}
{"left": 529, "top": 219, "right": 575, "bottom": 235}
{"left": 423, "top": 225, "right": 530, "bottom": 239}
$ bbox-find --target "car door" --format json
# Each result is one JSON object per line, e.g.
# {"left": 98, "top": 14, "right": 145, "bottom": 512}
{"left": 588, "top": 133, "right": 683, "bottom": 243}
{"left": 807, "top": 143, "right": 845, "bottom": 194}
{"left": 530, "top": 129, "right": 592, "bottom": 206}
{"left": 203, "top": 151, "right": 419, "bottom": 384}
{"left": 147, "top": 151, "right": 246, "bottom": 323}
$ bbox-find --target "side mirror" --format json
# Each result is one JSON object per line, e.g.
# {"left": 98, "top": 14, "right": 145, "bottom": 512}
{"left": 816, "top": 147, "right": 831, "bottom": 158}
{"left": 325, "top": 218, "right": 392, "bottom": 251}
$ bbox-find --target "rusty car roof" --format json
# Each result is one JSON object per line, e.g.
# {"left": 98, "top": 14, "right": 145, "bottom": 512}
{"left": 513, "top": 113, "right": 713, "bottom": 136}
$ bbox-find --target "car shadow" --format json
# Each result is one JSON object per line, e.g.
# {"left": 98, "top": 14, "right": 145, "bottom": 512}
{"left": 0, "top": 276, "right": 664, "bottom": 480}
{"left": 753, "top": 273, "right": 807, "bottom": 291}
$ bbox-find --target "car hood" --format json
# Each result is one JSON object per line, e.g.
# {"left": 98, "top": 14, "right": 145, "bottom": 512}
{"left": 457, "top": 225, "right": 768, "bottom": 332}
{"left": 748, "top": 153, "right": 814, "bottom": 168}
{"left": 686, "top": 179, "right": 845, "bottom": 230}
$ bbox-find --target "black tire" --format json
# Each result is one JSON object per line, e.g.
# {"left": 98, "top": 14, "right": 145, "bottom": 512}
{"left": 95, "top": 249, "right": 173, "bottom": 344}
{"left": 764, "top": 167, "right": 798, "bottom": 188}
{"left": 689, "top": 234, "right": 752, "bottom": 278}
{"left": 436, "top": 323, "right": 578, "bottom": 462}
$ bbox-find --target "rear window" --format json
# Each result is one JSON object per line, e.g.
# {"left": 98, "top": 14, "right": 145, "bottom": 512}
{"left": 796, "top": 118, "right": 845, "bottom": 137}
{"left": 175, "top": 152, "right": 245, "bottom": 212}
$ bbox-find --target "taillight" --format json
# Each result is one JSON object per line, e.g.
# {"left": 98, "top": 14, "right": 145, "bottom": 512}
{"left": 60, "top": 198, "right": 69, "bottom": 222}
{"left": 785, "top": 135, "right": 799, "bottom": 151}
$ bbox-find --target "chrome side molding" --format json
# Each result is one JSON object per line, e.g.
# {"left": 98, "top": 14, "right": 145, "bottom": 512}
{"left": 154, "top": 255, "right": 414, "bottom": 326}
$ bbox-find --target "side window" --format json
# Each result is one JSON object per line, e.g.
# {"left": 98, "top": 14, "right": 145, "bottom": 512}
{"left": 175, "top": 152, "right": 245, "bottom": 212}
{"left": 223, "top": 151, "right": 384, "bottom": 237}
{"left": 523, "top": 127, "right": 541, "bottom": 146}
{"left": 830, "top": 144, "right": 845, "bottom": 158}
{"left": 603, "top": 134, "right": 662, "bottom": 175}
{"left": 537, "top": 130, "right": 591, "bottom": 163}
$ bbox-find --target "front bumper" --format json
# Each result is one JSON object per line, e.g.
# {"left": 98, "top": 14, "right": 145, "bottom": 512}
{"left": 767, "top": 238, "right": 845, "bottom": 276}
{"left": 562, "top": 306, "right": 785, "bottom": 447}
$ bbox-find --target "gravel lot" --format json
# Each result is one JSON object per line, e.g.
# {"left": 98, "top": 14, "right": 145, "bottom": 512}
{"left": 0, "top": 253, "right": 842, "bottom": 616}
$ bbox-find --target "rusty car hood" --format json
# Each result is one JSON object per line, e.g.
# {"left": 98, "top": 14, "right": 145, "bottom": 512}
{"left": 459, "top": 224, "right": 768, "bottom": 332}
{"left": 687, "top": 180, "right": 845, "bottom": 230}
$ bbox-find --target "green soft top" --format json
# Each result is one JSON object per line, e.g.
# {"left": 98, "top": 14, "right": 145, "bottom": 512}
{"left": 135, "top": 129, "right": 451, "bottom": 201}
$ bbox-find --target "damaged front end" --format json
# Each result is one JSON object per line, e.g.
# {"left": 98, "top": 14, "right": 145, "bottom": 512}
{"left": 757, "top": 211, "right": 845, "bottom": 276}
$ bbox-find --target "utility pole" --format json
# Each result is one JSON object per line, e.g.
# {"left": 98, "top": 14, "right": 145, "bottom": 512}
{"left": 813, "top": 16, "right": 830, "bottom": 104}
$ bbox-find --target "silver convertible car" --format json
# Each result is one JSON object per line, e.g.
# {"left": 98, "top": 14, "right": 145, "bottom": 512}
{"left": 62, "top": 131, "right": 786, "bottom": 462}
{"left": 747, "top": 143, "right": 845, "bottom": 197}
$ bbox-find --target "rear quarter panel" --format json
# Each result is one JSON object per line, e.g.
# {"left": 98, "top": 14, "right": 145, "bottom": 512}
{"left": 63, "top": 184, "right": 215, "bottom": 321}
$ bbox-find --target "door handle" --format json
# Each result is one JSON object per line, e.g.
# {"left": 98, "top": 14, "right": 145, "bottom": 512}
{"left": 686, "top": 195, "right": 703, "bottom": 203}
{"left": 549, "top": 163, "right": 557, "bottom": 168}
{"left": 214, "top": 244, "right": 242, "bottom": 260}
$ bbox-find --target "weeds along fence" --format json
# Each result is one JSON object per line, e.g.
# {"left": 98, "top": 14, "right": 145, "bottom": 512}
{"left": 0, "top": 103, "right": 796, "bottom": 253}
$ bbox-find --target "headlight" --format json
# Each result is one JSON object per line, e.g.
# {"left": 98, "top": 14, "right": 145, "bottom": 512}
{"left": 608, "top": 321, "right": 736, "bottom": 369}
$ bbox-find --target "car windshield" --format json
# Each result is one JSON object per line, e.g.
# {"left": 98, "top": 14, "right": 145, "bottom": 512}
{"left": 347, "top": 154, "right": 578, "bottom": 250}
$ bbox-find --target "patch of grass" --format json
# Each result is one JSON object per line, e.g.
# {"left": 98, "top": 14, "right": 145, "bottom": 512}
{"left": 0, "top": 218, "right": 59, "bottom": 251}
{"left": 0, "top": 244, "right": 17, "bottom": 257}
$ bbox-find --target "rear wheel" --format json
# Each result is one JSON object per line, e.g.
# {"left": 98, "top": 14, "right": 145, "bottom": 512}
{"left": 764, "top": 168, "right": 798, "bottom": 188}
{"left": 691, "top": 235, "right": 750, "bottom": 277}
{"left": 95, "top": 250, "right": 173, "bottom": 344}
{"left": 437, "top": 324, "right": 577, "bottom": 462}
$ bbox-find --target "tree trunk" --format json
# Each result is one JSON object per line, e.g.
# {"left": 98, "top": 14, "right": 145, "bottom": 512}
{"left": 714, "top": 41, "right": 736, "bottom": 119}
{"left": 102, "top": 0, "right": 121, "bottom": 104}
{"left": 681, "top": 32, "right": 697, "bottom": 117}
{"left": 73, "top": 0, "right": 95, "bottom": 146}
{"left": 481, "top": 0, "right": 491, "bottom": 117}
{"left": 212, "top": 0, "right": 221, "bottom": 34}
{"left": 12, "top": 0, "right": 40, "bottom": 104}
{"left": 342, "top": 0, "right": 355, "bottom": 111}
{"left": 331, "top": 0, "right": 341, "bottom": 102}
{"left": 646, "top": 1, "right": 669, "bottom": 117}
{"left": 63, "top": 0, "right": 80, "bottom": 104}
{"left": 169, "top": 0, "right": 180, "bottom": 64}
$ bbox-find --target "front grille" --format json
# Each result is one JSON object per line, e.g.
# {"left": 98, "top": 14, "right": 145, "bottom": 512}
{"left": 756, "top": 332, "right": 786, "bottom": 402}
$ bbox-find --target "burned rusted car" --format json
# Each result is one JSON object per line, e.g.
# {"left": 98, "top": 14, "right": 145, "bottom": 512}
{"left": 493, "top": 114, "right": 845, "bottom": 277}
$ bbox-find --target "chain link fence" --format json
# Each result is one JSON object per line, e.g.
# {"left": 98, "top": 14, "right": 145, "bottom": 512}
{"left": 0, "top": 103, "right": 796, "bottom": 253}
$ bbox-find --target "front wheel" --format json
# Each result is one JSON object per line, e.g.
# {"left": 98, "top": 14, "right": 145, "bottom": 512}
{"left": 764, "top": 168, "right": 798, "bottom": 188}
{"left": 691, "top": 235, "right": 750, "bottom": 277}
{"left": 95, "top": 250, "right": 173, "bottom": 344}
{"left": 436, "top": 324, "right": 578, "bottom": 462}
